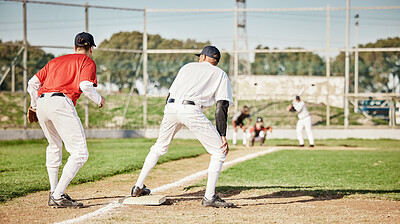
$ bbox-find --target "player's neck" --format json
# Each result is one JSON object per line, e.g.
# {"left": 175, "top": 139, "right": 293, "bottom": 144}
{"left": 75, "top": 50, "right": 91, "bottom": 57}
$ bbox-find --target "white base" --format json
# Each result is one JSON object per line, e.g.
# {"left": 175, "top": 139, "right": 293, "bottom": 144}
{"left": 121, "top": 195, "right": 166, "bottom": 205}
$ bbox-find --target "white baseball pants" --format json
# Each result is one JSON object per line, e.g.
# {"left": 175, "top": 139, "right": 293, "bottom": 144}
{"left": 232, "top": 130, "right": 247, "bottom": 145}
{"left": 36, "top": 93, "right": 88, "bottom": 199}
{"left": 296, "top": 115, "right": 314, "bottom": 146}
{"left": 136, "top": 103, "right": 226, "bottom": 200}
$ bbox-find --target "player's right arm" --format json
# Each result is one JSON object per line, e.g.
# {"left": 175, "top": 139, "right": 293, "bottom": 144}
{"left": 27, "top": 62, "right": 49, "bottom": 109}
{"left": 27, "top": 75, "right": 42, "bottom": 110}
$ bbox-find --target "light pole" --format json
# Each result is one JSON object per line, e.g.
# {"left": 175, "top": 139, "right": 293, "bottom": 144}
{"left": 354, "top": 13, "right": 359, "bottom": 113}
{"left": 344, "top": 0, "right": 350, "bottom": 128}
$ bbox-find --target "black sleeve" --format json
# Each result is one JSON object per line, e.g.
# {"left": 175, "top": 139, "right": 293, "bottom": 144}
{"left": 215, "top": 100, "right": 230, "bottom": 136}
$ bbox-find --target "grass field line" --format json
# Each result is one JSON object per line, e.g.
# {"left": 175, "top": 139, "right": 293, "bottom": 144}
{"left": 56, "top": 147, "right": 279, "bottom": 224}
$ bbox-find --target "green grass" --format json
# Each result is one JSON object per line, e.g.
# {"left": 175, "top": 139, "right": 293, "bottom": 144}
{"left": 0, "top": 138, "right": 207, "bottom": 202}
{"left": 189, "top": 139, "right": 400, "bottom": 200}
{"left": 2, "top": 138, "right": 399, "bottom": 203}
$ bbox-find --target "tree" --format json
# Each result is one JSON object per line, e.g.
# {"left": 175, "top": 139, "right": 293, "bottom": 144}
{"left": 332, "top": 37, "right": 400, "bottom": 92}
{"left": 0, "top": 40, "right": 54, "bottom": 91}
{"left": 93, "top": 31, "right": 222, "bottom": 91}
{"left": 252, "top": 45, "right": 325, "bottom": 76}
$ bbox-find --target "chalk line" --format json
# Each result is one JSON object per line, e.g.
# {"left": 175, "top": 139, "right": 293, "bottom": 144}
{"left": 55, "top": 147, "right": 279, "bottom": 224}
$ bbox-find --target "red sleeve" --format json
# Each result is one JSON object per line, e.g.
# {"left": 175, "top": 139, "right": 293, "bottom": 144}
{"left": 35, "top": 62, "right": 49, "bottom": 84}
{"left": 79, "top": 58, "right": 97, "bottom": 87}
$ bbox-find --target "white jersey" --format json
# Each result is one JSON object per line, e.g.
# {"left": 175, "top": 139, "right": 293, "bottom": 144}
{"left": 169, "top": 61, "right": 233, "bottom": 108}
{"left": 292, "top": 100, "right": 310, "bottom": 120}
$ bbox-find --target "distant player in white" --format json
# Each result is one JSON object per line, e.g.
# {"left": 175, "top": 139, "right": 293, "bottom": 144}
{"left": 290, "top": 96, "right": 314, "bottom": 147}
{"left": 131, "top": 46, "right": 234, "bottom": 208}
{"left": 232, "top": 106, "right": 251, "bottom": 146}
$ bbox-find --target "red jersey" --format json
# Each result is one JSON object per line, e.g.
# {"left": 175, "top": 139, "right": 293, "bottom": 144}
{"left": 36, "top": 54, "right": 97, "bottom": 106}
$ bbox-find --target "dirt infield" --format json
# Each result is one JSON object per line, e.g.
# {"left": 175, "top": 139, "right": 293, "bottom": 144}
{"left": 1, "top": 146, "right": 399, "bottom": 224}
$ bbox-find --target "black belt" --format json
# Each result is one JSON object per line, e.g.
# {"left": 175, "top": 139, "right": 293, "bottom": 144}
{"left": 40, "top": 92, "right": 65, "bottom": 98}
{"left": 168, "top": 98, "right": 195, "bottom": 106}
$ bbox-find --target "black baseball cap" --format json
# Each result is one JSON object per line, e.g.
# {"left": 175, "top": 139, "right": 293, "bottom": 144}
{"left": 195, "top": 46, "right": 221, "bottom": 62}
{"left": 256, "top": 117, "right": 263, "bottom": 122}
{"left": 75, "top": 32, "right": 96, "bottom": 47}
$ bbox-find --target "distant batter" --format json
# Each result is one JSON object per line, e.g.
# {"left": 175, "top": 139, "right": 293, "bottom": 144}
{"left": 288, "top": 96, "right": 314, "bottom": 147}
{"left": 232, "top": 106, "right": 251, "bottom": 146}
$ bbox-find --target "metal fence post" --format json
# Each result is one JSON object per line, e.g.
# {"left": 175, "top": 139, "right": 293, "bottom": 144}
{"left": 344, "top": 0, "right": 350, "bottom": 128}
{"left": 354, "top": 13, "right": 359, "bottom": 113}
{"left": 84, "top": 2, "right": 89, "bottom": 128}
{"left": 143, "top": 8, "right": 148, "bottom": 127}
{"left": 326, "top": 4, "right": 331, "bottom": 127}
{"left": 23, "top": 0, "right": 28, "bottom": 128}
{"left": 233, "top": 5, "right": 239, "bottom": 113}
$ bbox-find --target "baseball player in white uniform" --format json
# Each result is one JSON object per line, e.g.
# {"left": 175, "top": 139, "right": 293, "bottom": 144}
{"left": 291, "top": 96, "right": 314, "bottom": 147}
{"left": 131, "top": 46, "right": 234, "bottom": 208}
{"left": 27, "top": 32, "right": 105, "bottom": 207}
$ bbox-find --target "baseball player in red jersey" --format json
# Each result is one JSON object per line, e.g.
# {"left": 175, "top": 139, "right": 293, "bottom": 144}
{"left": 131, "top": 46, "right": 234, "bottom": 208}
{"left": 232, "top": 106, "right": 251, "bottom": 146}
{"left": 247, "top": 117, "right": 272, "bottom": 147}
{"left": 27, "top": 32, "right": 105, "bottom": 207}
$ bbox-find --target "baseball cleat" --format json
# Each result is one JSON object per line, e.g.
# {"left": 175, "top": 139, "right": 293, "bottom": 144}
{"left": 48, "top": 191, "right": 54, "bottom": 206}
{"left": 201, "top": 195, "right": 234, "bottom": 208}
{"left": 310, "top": 145, "right": 314, "bottom": 147}
{"left": 131, "top": 185, "right": 151, "bottom": 197}
{"left": 49, "top": 193, "right": 83, "bottom": 208}
{"left": 298, "top": 145, "right": 304, "bottom": 147}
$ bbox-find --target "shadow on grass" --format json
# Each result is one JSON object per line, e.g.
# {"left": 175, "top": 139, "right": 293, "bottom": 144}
{"left": 170, "top": 186, "right": 400, "bottom": 207}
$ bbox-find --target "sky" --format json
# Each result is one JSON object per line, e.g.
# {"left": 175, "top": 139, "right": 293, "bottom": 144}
{"left": 0, "top": 0, "right": 399, "bottom": 57}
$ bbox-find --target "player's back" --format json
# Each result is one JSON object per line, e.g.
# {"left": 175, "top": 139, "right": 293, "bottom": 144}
{"left": 169, "top": 61, "right": 229, "bottom": 107}
{"left": 40, "top": 54, "right": 93, "bottom": 88}
{"left": 37, "top": 53, "right": 97, "bottom": 105}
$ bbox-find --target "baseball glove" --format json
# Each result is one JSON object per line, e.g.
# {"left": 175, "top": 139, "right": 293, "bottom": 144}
{"left": 286, "top": 104, "right": 296, "bottom": 112}
{"left": 27, "top": 106, "right": 38, "bottom": 123}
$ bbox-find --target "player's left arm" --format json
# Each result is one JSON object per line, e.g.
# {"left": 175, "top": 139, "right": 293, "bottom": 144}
{"left": 215, "top": 72, "right": 233, "bottom": 155}
{"left": 79, "top": 81, "right": 104, "bottom": 106}
{"left": 79, "top": 59, "right": 105, "bottom": 108}
{"left": 215, "top": 100, "right": 230, "bottom": 155}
